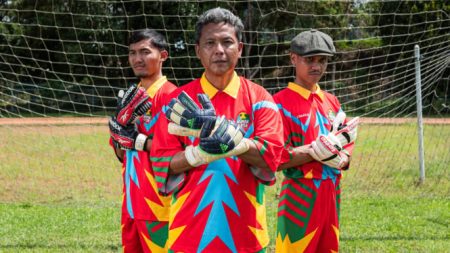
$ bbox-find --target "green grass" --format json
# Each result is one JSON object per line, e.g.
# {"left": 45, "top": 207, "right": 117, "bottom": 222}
{"left": 0, "top": 123, "right": 449, "bottom": 252}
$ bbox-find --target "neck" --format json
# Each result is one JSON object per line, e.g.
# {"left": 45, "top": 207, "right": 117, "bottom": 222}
{"left": 205, "top": 71, "right": 234, "bottom": 90}
{"left": 140, "top": 73, "right": 163, "bottom": 90}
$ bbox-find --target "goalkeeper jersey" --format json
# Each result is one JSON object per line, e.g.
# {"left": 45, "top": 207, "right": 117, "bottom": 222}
{"left": 150, "top": 72, "right": 284, "bottom": 253}
{"left": 273, "top": 82, "right": 354, "bottom": 181}
{"left": 118, "top": 76, "right": 176, "bottom": 221}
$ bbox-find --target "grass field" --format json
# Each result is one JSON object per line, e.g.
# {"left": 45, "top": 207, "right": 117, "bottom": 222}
{"left": 0, "top": 123, "right": 449, "bottom": 252}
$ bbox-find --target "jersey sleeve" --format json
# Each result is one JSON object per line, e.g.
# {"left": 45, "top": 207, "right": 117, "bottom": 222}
{"left": 249, "top": 89, "right": 284, "bottom": 185}
{"left": 149, "top": 93, "right": 186, "bottom": 195}
{"left": 273, "top": 94, "right": 294, "bottom": 165}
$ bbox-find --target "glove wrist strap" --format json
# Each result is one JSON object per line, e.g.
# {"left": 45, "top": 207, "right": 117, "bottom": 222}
{"left": 134, "top": 133, "right": 148, "bottom": 151}
{"left": 185, "top": 146, "right": 203, "bottom": 167}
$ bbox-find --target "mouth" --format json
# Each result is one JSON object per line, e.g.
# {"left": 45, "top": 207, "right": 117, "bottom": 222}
{"left": 133, "top": 65, "right": 146, "bottom": 70}
{"left": 212, "top": 60, "right": 227, "bottom": 64}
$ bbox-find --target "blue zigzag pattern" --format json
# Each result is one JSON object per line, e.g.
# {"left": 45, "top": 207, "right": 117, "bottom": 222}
{"left": 125, "top": 150, "right": 140, "bottom": 219}
{"left": 195, "top": 159, "right": 239, "bottom": 253}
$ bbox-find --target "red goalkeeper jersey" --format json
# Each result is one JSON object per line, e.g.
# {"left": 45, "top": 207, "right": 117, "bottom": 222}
{"left": 150, "top": 72, "right": 284, "bottom": 253}
{"left": 117, "top": 76, "right": 176, "bottom": 221}
{"left": 273, "top": 82, "right": 354, "bottom": 181}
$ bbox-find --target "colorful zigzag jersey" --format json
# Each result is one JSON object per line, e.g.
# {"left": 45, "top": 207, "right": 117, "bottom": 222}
{"left": 273, "top": 82, "right": 353, "bottom": 252}
{"left": 151, "top": 74, "right": 284, "bottom": 253}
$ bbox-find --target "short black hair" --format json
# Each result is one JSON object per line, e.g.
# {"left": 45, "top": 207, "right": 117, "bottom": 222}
{"left": 195, "top": 7, "right": 244, "bottom": 44}
{"left": 129, "top": 29, "right": 168, "bottom": 51}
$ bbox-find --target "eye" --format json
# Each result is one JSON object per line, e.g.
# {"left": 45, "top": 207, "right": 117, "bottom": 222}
{"left": 305, "top": 57, "right": 313, "bottom": 64}
{"left": 319, "top": 58, "right": 328, "bottom": 65}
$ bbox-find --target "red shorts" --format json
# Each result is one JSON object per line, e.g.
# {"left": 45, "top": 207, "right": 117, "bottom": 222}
{"left": 121, "top": 214, "right": 169, "bottom": 253}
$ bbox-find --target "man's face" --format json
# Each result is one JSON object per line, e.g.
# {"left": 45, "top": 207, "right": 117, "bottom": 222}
{"left": 195, "top": 22, "right": 243, "bottom": 77}
{"left": 128, "top": 39, "right": 167, "bottom": 78}
{"left": 291, "top": 54, "right": 329, "bottom": 87}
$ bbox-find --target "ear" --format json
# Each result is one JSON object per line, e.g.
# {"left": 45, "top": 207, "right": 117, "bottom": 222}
{"left": 195, "top": 44, "right": 200, "bottom": 59}
{"left": 290, "top": 53, "right": 297, "bottom": 66}
{"left": 160, "top": 50, "right": 168, "bottom": 62}
{"left": 237, "top": 42, "right": 243, "bottom": 57}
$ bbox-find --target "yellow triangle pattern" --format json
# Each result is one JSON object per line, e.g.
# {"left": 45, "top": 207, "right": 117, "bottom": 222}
{"left": 166, "top": 191, "right": 190, "bottom": 248}
{"left": 332, "top": 224, "right": 339, "bottom": 246}
{"left": 275, "top": 228, "right": 317, "bottom": 253}
{"left": 244, "top": 191, "right": 269, "bottom": 248}
{"left": 304, "top": 169, "right": 313, "bottom": 179}
{"left": 144, "top": 170, "right": 171, "bottom": 220}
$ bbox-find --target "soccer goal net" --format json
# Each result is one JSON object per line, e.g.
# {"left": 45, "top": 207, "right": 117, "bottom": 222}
{"left": 1, "top": 0, "right": 448, "bottom": 118}
{"left": 0, "top": 1, "right": 448, "bottom": 211}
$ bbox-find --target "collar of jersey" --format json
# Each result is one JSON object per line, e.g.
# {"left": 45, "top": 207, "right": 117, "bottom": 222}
{"left": 139, "top": 76, "right": 167, "bottom": 98}
{"left": 287, "top": 82, "right": 324, "bottom": 101}
{"left": 200, "top": 72, "right": 240, "bottom": 99}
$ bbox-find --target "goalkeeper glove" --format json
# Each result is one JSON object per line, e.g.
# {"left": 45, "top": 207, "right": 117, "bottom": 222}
{"left": 198, "top": 116, "right": 244, "bottom": 154}
{"left": 334, "top": 117, "right": 359, "bottom": 146}
{"left": 109, "top": 117, "right": 149, "bottom": 151}
{"left": 165, "top": 91, "right": 216, "bottom": 136}
{"left": 116, "top": 84, "right": 152, "bottom": 126}
{"left": 309, "top": 134, "right": 349, "bottom": 169}
{"left": 184, "top": 116, "right": 249, "bottom": 167}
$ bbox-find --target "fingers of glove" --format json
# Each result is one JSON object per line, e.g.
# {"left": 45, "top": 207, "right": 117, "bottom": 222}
{"left": 169, "top": 98, "right": 191, "bottom": 117}
{"left": 208, "top": 115, "right": 227, "bottom": 137}
{"left": 120, "top": 84, "right": 138, "bottom": 105}
{"left": 178, "top": 91, "right": 200, "bottom": 112}
{"left": 335, "top": 117, "right": 359, "bottom": 145}
{"left": 308, "top": 142, "right": 322, "bottom": 161}
{"left": 331, "top": 110, "right": 346, "bottom": 133}
{"left": 313, "top": 136, "right": 339, "bottom": 160}
{"left": 134, "top": 100, "right": 152, "bottom": 116}
{"left": 324, "top": 153, "right": 348, "bottom": 169}
{"left": 199, "top": 118, "right": 216, "bottom": 138}
{"left": 117, "top": 89, "right": 149, "bottom": 125}
{"left": 166, "top": 100, "right": 185, "bottom": 125}
{"left": 197, "top": 93, "right": 214, "bottom": 111}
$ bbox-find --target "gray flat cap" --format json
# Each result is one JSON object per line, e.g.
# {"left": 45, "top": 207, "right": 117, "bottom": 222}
{"left": 291, "top": 29, "right": 336, "bottom": 57}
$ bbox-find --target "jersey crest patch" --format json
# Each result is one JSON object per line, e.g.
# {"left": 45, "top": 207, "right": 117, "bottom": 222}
{"left": 236, "top": 112, "right": 250, "bottom": 130}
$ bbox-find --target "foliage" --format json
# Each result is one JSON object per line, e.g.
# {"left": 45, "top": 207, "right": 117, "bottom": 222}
{"left": 0, "top": 0, "right": 448, "bottom": 116}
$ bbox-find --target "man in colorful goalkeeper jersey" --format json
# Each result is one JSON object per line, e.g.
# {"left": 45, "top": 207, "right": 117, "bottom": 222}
{"left": 274, "top": 29, "right": 357, "bottom": 252}
{"left": 150, "top": 8, "right": 284, "bottom": 253}
{"left": 109, "top": 29, "right": 177, "bottom": 253}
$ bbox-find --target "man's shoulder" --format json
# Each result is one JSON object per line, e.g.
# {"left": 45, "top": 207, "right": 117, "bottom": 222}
{"left": 239, "top": 76, "right": 272, "bottom": 96}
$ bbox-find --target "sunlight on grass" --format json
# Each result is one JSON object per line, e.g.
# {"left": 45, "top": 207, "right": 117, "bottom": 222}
{"left": 0, "top": 123, "right": 448, "bottom": 252}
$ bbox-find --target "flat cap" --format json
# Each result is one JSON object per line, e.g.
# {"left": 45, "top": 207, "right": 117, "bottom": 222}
{"left": 291, "top": 29, "right": 336, "bottom": 57}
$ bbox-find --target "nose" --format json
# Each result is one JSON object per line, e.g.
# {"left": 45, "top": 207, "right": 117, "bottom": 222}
{"left": 214, "top": 42, "right": 225, "bottom": 55}
{"left": 309, "top": 61, "right": 323, "bottom": 70}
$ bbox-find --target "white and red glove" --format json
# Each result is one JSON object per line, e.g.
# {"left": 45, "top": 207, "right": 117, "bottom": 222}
{"left": 334, "top": 117, "right": 359, "bottom": 146}
{"left": 116, "top": 84, "right": 152, "bottom": 126}
{"left": 309, "top": 134, "right": 349, "bottom": 169}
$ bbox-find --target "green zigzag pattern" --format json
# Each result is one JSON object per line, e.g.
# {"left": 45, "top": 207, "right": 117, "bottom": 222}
{"left": 277, "top": 179, "right": 317, "bottom": 242}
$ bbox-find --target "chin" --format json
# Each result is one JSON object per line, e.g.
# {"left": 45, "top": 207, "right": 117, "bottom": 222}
{"left": 135, "top": 73, "right": 148, "bottom": 78}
